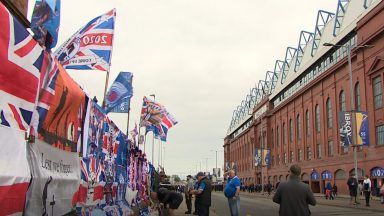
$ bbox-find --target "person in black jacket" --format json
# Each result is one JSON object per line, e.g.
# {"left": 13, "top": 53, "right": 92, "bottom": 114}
{"left": 273, "top": 164, "right": 316, "bottom": 216}
{"left": 190, "top": 172, "right": 212, "bottom": 216}
{"left": 347, "top": 174, "right": 359, "bottom": 205}
{"left": 151, "top": 187, "right": 183, "bottom": 216}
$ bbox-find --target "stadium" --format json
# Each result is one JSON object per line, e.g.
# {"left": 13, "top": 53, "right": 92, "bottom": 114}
{"left": 224, "top": 0, "right": 384, "bottom": 195}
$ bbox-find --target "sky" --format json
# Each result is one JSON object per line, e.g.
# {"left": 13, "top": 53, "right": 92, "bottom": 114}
{"left": 27, "top": 0, "right": 337, "bottom": 178}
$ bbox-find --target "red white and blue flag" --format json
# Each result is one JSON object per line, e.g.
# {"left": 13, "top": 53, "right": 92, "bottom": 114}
{"left": 54, "top": 9, "right": 116, "bottom": 71}
{"left": 141, "top": 97, "right": 178, "bottom": 142}
{"left": 0, "top": 2, "right": 44, "bottom": 214}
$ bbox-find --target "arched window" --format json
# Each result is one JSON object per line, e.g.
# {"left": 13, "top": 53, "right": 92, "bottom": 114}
{"left": 297, "top": 114, "right": 301, "bottom": 140}
{"left": 326, "top": 98, "right": 332, "bottom": 128}
{"left": 335, "top": 169, "right": 346, "bottom": 180}
{"left": 355, "top": 82, "right": 361, "bottom": 111}
{"left": 339, "top": 90, "right": 346, "bottom": 112}
{"left": 289, "top": 119, "right": 293, "bottom": 142}
{"left": 306, "top": 110, "right": 310, "bottom": 136}
{"left": 315, "top": 105, "right": 320, "bottom": 133}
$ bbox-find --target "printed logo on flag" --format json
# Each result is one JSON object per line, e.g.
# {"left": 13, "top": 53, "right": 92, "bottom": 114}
{"left": 54, "top": 9, "right": 116, "bottom": 71}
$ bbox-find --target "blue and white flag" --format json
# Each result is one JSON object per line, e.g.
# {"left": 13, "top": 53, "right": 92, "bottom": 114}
{"left": 31, "top": 0, "right": 61, "bottom": 49}
{"left": 105, "top": 72, "right": 133, "bottom": 113}
{"left": 54, "top": 9, "right": 115, "bottom": 71}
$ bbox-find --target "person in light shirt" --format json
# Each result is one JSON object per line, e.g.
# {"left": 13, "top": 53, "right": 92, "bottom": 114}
{"left": 363, "top": 175, "right": 372, "bottom": 206}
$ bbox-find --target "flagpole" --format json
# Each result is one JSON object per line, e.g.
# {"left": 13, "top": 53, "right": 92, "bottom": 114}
{"left": 126, "top": 75, "right": 133, "bottom": 135}
{"left": 102, "top": 70, "right": 110, "bottom": 108}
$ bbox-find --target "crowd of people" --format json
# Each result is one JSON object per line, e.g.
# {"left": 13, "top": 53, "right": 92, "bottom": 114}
{"left": 150, "top": 166, "right": 384, "bottom": 216}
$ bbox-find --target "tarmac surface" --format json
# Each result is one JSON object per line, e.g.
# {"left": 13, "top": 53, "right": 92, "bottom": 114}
{"left": 174, "top": 191, "right": 384, "bottom": 216}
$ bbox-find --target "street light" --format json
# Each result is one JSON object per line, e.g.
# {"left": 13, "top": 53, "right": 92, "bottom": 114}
{"left": 211, "top": 149, "right": 223, "bottom": 177}
{"left": 323, "top": 42, "right": 373, "bottom": 182}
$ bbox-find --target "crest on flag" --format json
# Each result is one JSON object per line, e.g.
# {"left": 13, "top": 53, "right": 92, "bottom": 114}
{"left": 54, "top": 9, "right": 116, "bottom": 71}
{"left": 105, "top": 72, "right": 133, "bottom": 113}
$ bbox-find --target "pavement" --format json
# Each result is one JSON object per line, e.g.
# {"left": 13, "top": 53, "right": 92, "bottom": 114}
{"left": 237, "top": 191, "right": 384, "bottom": 213}
{"left": 174, "top": 191, "right": 383, "bottom": 216}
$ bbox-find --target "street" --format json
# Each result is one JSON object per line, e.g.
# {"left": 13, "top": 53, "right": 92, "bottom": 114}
{"left": 209, "top": 192, "right": 383, "bottom": 216}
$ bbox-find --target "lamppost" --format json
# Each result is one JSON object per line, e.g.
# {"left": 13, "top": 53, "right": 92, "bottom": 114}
{"left": 323, "top": 42, "right": 373, "bottom": 181}
{"left": 149, "top": 94, "right": 156, "bottom": 166}
{"left": 211, "top": 149, "right": 223, "bottom": 178}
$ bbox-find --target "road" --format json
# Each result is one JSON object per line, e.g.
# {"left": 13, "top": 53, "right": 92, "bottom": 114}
{"left": 210, "top": 192, "right": 383, "bottom": 216}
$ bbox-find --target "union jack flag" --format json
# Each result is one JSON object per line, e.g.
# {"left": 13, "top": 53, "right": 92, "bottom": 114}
{"left": 0, "top": 4, "right": 44, "bottom": 130}
{"left": 0, "top": 2, "right": 45, "bottom": 215}
{"left": 54, "top": 9, "right": 116, "bottom": 71}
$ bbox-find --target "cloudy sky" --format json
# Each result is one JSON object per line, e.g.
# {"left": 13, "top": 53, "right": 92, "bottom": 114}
{"left": 28, "top": 0, "right": 337, "bottom": 177}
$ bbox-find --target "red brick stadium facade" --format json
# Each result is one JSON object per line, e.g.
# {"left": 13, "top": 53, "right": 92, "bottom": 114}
{"left": 224, "top": 1, "right": 384, "bottom": 196}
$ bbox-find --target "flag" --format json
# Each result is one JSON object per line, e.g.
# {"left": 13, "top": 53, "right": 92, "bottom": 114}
{"left": 140, "top": 96, "right": 166, "bottom": 126}
{"left": 105, "top": 72, "right": 133, "bottom": 113}
{"left": 31, "top": 0, "right": 61, "bottom": 49}
{"left": 141, "top": 96, "right": 178, "bottom": 142}
{"left": 54, "top": 9, "right": 116, "bottom": 71}
{"left": 0, "top": 2, "right": 44, "bottom": 214}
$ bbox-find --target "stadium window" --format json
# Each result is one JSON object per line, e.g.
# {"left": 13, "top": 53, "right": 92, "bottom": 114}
{"left": 355, "top": 82, "right": 361, "bottom": 111}
{"left": 373, "top": 76, "right": 383, "bottom": 108}
{"left": 326, "top": 98, "right": 333, "bottom": 128}
{"left": 306, "top": 110, "right": 311, "bottom": 137}
{"left": 376, "top": 125, "right": 384, "bottom": 146}
{"left": 276, "top": 126, "right": 280, "bottom": 146}
{"left": 315, "top": 105, "right": 321, "bottom": 133}
{"left": 271, "top": 128, "right": 274, "bottom": 147}
{"left": 339, "top": 90, "right": 346, "bottom": 112}
{"left": 283, "top": 123, "right": 286, "bottom": 145}
{"left": 306, "top": 146, "right": 312, "bottom": 161}
{"left": 298, "top": 149, "right": 302, "bottom": 162}
{"left": 297, "top": 114, "right": 301, "bottom": 140}
{"left": 290, "top": 151, "right": 294, "bottom": 163}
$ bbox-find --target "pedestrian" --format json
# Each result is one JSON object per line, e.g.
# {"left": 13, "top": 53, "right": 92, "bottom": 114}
{"left": 347, "top": 174, "right": 359, "bottom": 205}
{"left": 273, "top": 164, "right": 316, "bottom": 216}
{"left": 150, "top": 187, "right": 183, "bottom": 216}
{"left": 380, "top": 181, "right": 384, "bottom": 204}
{"left": 266, "top": 181, "right": 272, "bottom": 196}
{"left": 332, "top": 184, "right": 338, "bottom": 198}
{"left": 190, "top": 172, "right": 212, "bottom": 216}
{"left": 325, "top": 182, "right": 333, "bottom": 200}
{"left": 224, "top": 170, "right": 241, "bottom": 216}
{"left": 193, "top": 179, "right": 199, "bottom": 215}
{"left": 363, "top": 175, "right": 372, "bottom": 206}
{"left": 184, "top": 175, "right": 194, "bottom": 214}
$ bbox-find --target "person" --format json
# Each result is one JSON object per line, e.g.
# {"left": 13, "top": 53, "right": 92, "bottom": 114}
{"left": 266, "top": 182, "right": 272, "bottom": 196}
{"left": 332, "top": 184, "right": 338, "bottom": 198}
{"left": 150, "top": 187, "right": 183, "bottom": 216}
{"left": 193, "top": 179, "right": 200, "bottom": 215}
{"left": 380, "top": 182, "right": 384, "bottom": 204}
{"left": 190, "top": 172, "right": 212, "bottom": 216}
{"left": 224, "top": 170, "right": 241, "bottom": 216}
{"left": 347, "top": 174, "right": 359, "bottom": 205}
{"left": 325, "top": 182, "right": 333, "bottom": 200}
{"left": 273, "top": 164, "right": 316, "bottom": 216}
{"left": 363, "top": 175, "right": 372, "bottom": 206}
{"left": 184, "top": 175, "right": 194, "bottom": 214}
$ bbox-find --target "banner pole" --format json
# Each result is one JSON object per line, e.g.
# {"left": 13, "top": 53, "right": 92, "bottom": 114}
{"left": 102, "top": 69, "right": 110, "bottom": 108}
{"left": 126, "top": 75, "right": 133, "bottom": 135}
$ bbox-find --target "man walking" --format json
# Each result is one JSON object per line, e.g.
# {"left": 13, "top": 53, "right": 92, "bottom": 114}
{"left": 273, "top": 164, "right": 316, "bottom": 216}
{"left": 363, "top": 175, "right": 372, "bottom": 206}
{"left": 224, "top": 170, "right": 240, "bottom": 216}
{"left": 185, "top": 175, "right": 194, "bottom": 214}
{"left": 347, "top": 174, "right": 359, "bottom": 205}
{"left": 190, "top": 172, "right": 212, "bottom": 216}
